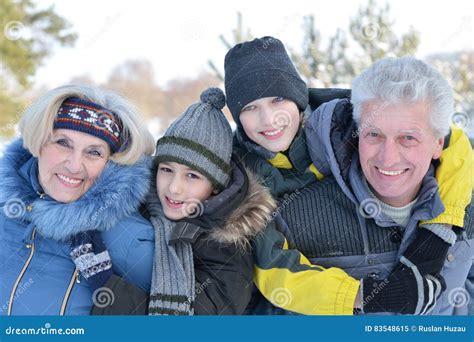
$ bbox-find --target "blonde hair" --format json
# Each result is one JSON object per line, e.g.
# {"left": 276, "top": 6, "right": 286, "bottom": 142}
{"left": 19, "top": 85, "right": 155, "bottom": 165}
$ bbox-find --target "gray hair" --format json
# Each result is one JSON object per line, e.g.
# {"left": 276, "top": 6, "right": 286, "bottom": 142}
{"left": 19, "top": 84, "right": 155, "bottom": 165}
{"left": 351, "top": 56, "right": 454, "bottom": 138}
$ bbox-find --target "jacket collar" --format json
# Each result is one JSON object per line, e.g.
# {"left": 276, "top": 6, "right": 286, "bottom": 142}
{"left": 191, "top": 160, "right": 276, "bottom": 248}
{"left": 19, "top": 158, "right": 44, "bottom": 196}
{"left": 235, "top": 126, "right": 311, "bottom": 171}
{"left": 266, "top": 129, "right": 312, "bottom": 173}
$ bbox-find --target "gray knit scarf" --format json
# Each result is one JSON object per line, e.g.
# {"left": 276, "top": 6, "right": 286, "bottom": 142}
{"left": 146, "top": 187, "right": 195, "bottom": 315}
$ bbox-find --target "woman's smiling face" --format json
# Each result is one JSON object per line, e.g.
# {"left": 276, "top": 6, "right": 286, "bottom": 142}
{"left": 37, "top": 129, "right": 110, "bottom": 203}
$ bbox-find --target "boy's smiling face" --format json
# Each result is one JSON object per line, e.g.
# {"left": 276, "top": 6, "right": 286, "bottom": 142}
{"left": 156, "top": 161, "right": 214, "bottom": 220}
{"left": 239, "top": 97, "right": 300, "bottom": 152}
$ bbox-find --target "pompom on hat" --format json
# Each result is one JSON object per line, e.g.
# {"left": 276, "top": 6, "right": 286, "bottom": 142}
{"left": 154, "top": 87, "right": 233, "bottom": 190}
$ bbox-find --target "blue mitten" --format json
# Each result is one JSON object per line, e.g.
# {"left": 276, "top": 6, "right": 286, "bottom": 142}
{"left": 69, "top": 230, "right": 113, "bottom": 291}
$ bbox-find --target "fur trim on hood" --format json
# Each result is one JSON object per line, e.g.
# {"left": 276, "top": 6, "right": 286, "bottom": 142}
{"left": 207, "top": 169, "right": 276, "bottom": 248}
{"left": 0, "top": 139, "right": 152, "bottom": 241}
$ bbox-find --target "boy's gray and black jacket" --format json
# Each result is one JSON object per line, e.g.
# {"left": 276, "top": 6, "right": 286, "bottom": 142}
{"left": 94, "top": 159, "right": 276, "bottom": 315}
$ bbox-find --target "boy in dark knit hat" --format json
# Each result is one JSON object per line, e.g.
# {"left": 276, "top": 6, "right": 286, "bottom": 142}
{"left": 225, "top": 36, "right": 313, "bottom": 196}
{"left": 146, "top": 87, "right": 276, "bottom": 315}
{"left": 224, "top": 37, "right": 472, "bottom": 315}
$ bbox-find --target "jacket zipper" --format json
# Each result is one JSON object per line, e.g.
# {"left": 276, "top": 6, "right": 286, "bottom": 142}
{"left": 33, "top": 190, "right": 79, "bottom": 314}
{"left": 7, "top": 228, "right": 79, "bottom": 315}
{"left": 7, "top": 228, "right": 37, "bottom": 315}
{"left": 59, "top": 268, "right": 79, "bottom": 315}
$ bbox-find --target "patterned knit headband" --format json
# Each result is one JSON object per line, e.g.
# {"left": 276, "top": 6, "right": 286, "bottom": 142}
{"left": 53, "top": 97, "right": 123, "bottom": 153}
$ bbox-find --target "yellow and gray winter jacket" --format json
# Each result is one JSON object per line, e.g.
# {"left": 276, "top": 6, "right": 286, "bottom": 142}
{"left": 236, "top": 95, "right": 473, "bottom": 315}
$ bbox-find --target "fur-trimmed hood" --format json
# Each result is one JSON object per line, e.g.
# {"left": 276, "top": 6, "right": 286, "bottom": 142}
{"left": 206, "top": 169, "right": 276, "bottom": 247}
{"left": 0, "top": 138, "right": 152, "bottom": 241}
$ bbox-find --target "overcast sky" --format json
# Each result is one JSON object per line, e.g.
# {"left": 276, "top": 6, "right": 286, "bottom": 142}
{"left": 34, "top": 0, "right": 473, "bottom": 88}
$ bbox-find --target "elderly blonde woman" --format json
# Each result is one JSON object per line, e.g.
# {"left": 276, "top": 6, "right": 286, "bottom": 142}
{"left": 0, "top": 85, "right": 155, "bottom": 315}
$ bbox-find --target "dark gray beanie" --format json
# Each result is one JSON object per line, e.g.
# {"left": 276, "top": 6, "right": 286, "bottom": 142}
{"left": 224, "top": 36, "right": 309, "bottom": 128}
{"left": 154, "top": 88, "right": 233, "bottom": 190}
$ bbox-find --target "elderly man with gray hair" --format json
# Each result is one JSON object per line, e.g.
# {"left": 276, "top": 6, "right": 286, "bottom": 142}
{"left": 253, "top": 56, "right": 473, "bottom": 315}
{"left": 305, "top": 56, "right": 473, "bottom": 314}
